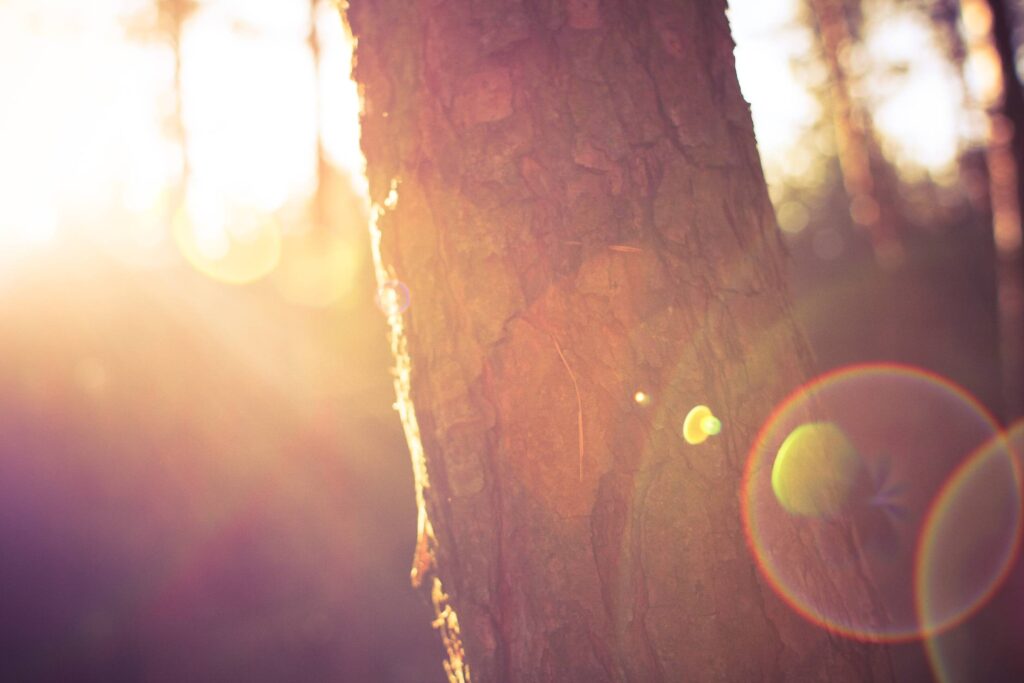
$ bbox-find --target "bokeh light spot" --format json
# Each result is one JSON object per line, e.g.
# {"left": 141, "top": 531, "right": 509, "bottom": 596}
{"left": 173, "top": 203, "right": 282, "bottom": 285}
{"left": 776, "top": 200, "right": 810, "bottom": 234}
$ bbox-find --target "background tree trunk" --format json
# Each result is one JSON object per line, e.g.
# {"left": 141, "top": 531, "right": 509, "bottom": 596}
{"left": 984, "top": 0, "right": 1024, "bottom": 420}
{"left": 806, "top": 0, "right": 905, "bottom": 266}
{"left": 347, "top": 1, "right": 894, "bottom": 680}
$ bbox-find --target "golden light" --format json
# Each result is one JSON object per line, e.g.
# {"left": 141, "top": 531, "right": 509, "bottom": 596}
{"left": 730, "top": 0, "right": 978, "bottom": 188}
{"left": 858, "top": 6, "right": 966, "bottom": 177}
{"left": 173, "top": 193, "right": 282, "bottom": 285}
{"left": 314, "top": 1, "right": 366, "bottom": 184}
{"left": 728, "top": 0, "right": 821, "bottom": 186}
{"left": 181, "top": 4, "right": 318, "bottom": 216}
{"left": 0, "top": 0, "right": 990, "bottom": 270}
{"left": 0, "top": 2, "right": 1019, "bottom": 678}
{"left": 274, "top": 233, "right": 361, "bottom": 307}
{"left": 0, "top": 0, "right": 366, "bottom": 293}
{"left": 961, "top": 0, "right": 994, "bottom": 40}
{"left": 682, "top": 405, "right": 722, "bottom": 446}
{"left": 967, "top": 44, "right": 1006, "bottom": 107}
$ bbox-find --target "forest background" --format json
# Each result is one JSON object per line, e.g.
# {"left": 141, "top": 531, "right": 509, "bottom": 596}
{"left": 0, "top": 0, "right": 1022, "bottom": 681}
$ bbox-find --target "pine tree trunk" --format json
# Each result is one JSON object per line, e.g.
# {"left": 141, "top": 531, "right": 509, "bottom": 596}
{"left": 346, "top": 1, "right": 894, "bottom": 680}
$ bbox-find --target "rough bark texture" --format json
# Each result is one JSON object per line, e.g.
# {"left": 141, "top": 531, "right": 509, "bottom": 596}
{"left": 346, "top": 1, "right": 894, "bottom": 680}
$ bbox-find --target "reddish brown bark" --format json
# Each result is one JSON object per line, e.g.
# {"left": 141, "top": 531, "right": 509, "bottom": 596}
{"left": 346, "top": 1, "right": 894, "bottom": 680}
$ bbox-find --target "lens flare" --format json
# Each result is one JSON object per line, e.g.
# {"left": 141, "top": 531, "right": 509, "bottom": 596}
{"left": 374, "top": 279, "right": 410, "bottom": 316}
{"left": 921, "top": 419, "right": 1024, "bottom": 682}
{"left": 742, "top": 363, "right": 999, "bottom": 642}
{"left": 173, "top": 204, "right": 282, "bottom": 285}
{"left": 682, "top": 404, "right": 721, "bottom": 445}
{"left": 772, "top": 422, "right": 861, "bottom": 518}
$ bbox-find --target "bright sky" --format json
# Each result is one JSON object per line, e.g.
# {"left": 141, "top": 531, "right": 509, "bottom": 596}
{"left": 859, "top": 3, "right": 970, "bottom": 176}
{"left": 0, "top": 0, "right": 361, "bottom": 269}
{"left": 0, "top": 0, "right": 170, "bottom": 248}
{"left": 729, "top": 0, "right": 969, "bottom": 185}
{"left": 729, "top": 0, "right": 822, "bottom": 184}
{"left": 0, "top": 0, "right": 981, "bottom": 265}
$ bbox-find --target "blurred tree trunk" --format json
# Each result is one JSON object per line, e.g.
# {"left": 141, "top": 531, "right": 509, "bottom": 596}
{"left": 156, "top": 0, "right": 197, "bottom": 211}
{"left": 308, "top": 0, "right": 331, "bottom": 233}
{"left": 986, "top": 0, "right": 1024, "bottom": 236}
{"left": 346, "top": 1, "right": 893, "bottom": 680}
{"left": 984, "top": 0, "right": 1024, "bottom": 418}
{"left": 806, "top": 0, "right": 905, "bottom": 266}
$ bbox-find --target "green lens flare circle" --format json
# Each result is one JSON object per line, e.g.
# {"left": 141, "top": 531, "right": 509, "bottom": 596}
{"left": 742, "top": 363, "right": 999, "bottom": 642}
{"left": 772, "top": 422, "right": 861, "bottom": 518}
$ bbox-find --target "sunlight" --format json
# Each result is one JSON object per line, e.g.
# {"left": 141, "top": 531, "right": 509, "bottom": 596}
{"left": 315, "top": 1, "right": 366, "bottom": 186}
{"left": 0, "top": 0, "right": 1007, "bottom": 271}
{"left": 182, "top": 4, "right": 317, "bottom": 215}
{"left": 729, "top": 0, "right": 977, "bottom": 186}
{"left": 0, "top": 1, "right": 173, "bottom": 253}
{"left": 859, "top": 5, "right": 966, "bottom": 177}
{"left": 0, "top": 0, "right": 363, "bottom": 290}
{"left": 1, "top": 3, "right": 1021, "bottom": 679}
{"left": 173, "top": 198, "right": 282, "bottom": 284}
{"left": 729, "top": 0, "right": 821, "bottom": 186}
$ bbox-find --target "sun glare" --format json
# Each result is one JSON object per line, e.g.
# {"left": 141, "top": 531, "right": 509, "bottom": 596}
{"left": 729, "top": 0, "right": 980, "bottom": 188}
{"left": 859, "top": 5, "right": 968, "bottom": 177}
{"left": 0, "top": 0, "right": 364, "bottom": 287}
{"left": 729, "top": 0, "right": 821, "bottom": 186}
{"left": 0, "top": 0, "right": 1001, "bottom": 274}
{"left": 182, "top": 4, "right": 317, "bottom": 215}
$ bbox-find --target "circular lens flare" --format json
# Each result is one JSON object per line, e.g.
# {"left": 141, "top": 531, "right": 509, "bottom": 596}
{"left": 743, "top": 363, "right": 999, "bottom": 642}
{"left": 921, "top": 419, "right": 1024, "bottom": 682}
{"left": 173, "top": 205, "right": 281, "bottom": 285}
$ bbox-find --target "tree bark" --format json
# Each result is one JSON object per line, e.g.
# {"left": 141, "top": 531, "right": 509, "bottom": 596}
{"left": 346, "top": 1, "right": 894, "bottom": 680}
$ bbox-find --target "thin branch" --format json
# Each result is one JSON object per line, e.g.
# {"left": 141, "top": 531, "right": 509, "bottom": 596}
{"left": 552, "top": 337, "right": 584, "bottom": 482}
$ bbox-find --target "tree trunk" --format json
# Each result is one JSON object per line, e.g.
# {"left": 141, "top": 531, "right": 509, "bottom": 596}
{"left": 346, "top": 1, "right": 893, "bottom": 680}
{"left": 806, "top": 0, "right": 905, "bottom": 266}
{"left": 984, "top": 0, "right": 1024, "bottom": 419}
{"left": 986, "top": 0, "right": 1024, "bottom": 244}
